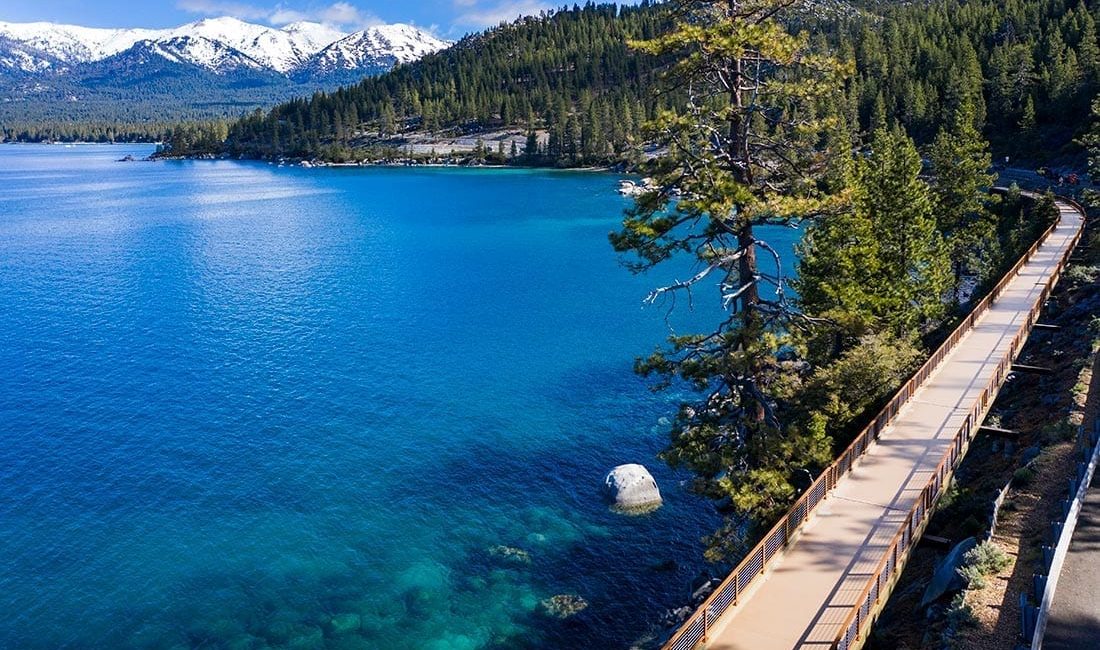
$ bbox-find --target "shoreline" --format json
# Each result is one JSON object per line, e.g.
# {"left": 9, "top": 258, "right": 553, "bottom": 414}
{"left": 2, "top": 140, "right": 163, "bottom": 146}
{"left": 147, "top": 152, "right": 622, "bottom": 174}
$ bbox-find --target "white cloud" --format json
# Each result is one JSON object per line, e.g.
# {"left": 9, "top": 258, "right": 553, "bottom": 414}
{"left": 318, "top": 2, "right": 381, "bottom": 27}
{"left": 177, "top": 0, "right": 272, "bottom": 21}
{"left": 453, "top": 0, "right": 555, "bottom": 28}
{"left": 177, "top": 1, "right": 382, "bottom": 30}
{"left": 267, "top": 8, "right": 309, "bottom": 23}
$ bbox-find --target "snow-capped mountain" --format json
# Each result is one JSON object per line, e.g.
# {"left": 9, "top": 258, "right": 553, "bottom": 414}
{"left": 282, "top": 21, "right": 348, "bottom": 57}
{"left": 138, "top": 36, "right": 269, "bottom": 74}
{"left": 0, "top": 17, "right": 449, "bottom": 76}
{"left": 0, "top": 34, "right": 58, "bottom": 74}
{"left": 0, "top": 16, "right": 451, "bottom": 126}
{"left": 0, "top": 21, "right": 162, "bottom": 67}
{"left": 307, "top": 24, "right": 452, "bottom": 75}
{"left": 158, "top": 17, "right": 342, "bottom": 73}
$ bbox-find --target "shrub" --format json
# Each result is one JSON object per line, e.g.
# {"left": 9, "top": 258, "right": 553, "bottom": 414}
{"left": 1066, "top": 265, "right": 1099, "bottom": 285}
{"left": 945, "top": 592, "right": 977, "bottom": 628}
{"left": 1013, "top": 467, "right": 1036, "bottom": 487}
{"left": 958, "top": 541, "right": 1011, "bottom": 589}
{"left": 1041, "top": 419, "right": 1076, "bottom": 444}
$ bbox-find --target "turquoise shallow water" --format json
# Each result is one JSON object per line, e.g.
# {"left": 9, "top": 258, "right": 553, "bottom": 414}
{"left": 0, "top": 145, "right": 800, "bottom": 649}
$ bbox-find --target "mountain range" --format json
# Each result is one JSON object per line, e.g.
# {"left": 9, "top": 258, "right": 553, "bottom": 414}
{"left": 0, "top": 17, "right": 451, "bottom": 124}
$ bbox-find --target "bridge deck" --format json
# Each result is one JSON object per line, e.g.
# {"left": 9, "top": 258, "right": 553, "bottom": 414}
{"left": 706, "top": 202, "right": 1085, "bottom": 650}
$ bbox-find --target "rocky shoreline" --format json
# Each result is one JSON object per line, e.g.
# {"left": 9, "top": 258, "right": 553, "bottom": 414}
{"left": 146, "top": 151, "right": 623, "bottom": 173}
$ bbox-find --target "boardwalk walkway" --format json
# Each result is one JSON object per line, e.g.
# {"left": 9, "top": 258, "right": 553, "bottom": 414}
{"left": 668, "top": 198, "right": 1085, "bottom": 650}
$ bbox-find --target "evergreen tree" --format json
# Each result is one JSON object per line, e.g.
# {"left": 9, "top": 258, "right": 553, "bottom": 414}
{"left": 612, "top": 0, "right": 848, "bottom": 538}
{"left": 795, "top": 187, "right": 881, "bottom": 355}
{"left": 929, "top": 100, "right": 998, "bottom": 301}
{"left": 1019, "top": 94, "right": 1038, "bottom": 152}
{"left": 856, "top": 128, "right": 951, "bottom": 333}
{"left": 1079, "top": 4, "right": 1100, "bottom": 91}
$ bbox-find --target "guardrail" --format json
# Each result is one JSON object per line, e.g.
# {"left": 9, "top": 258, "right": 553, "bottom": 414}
{"left": 1026, "top": 422, "right": 1100, "bottom": 648}
{"left": 662, "top": 194, "right": 1084, "bottom": 650}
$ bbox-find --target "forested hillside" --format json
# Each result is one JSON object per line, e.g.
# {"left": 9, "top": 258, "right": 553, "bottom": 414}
{"left": 162, "top": 0, "right": 1100, "bottom": 166}
{"left": 843, "top": 0, "right": 1100, "bottom": 156}
{"left": 217, "top": 2, "right": 668, "bottom": 162}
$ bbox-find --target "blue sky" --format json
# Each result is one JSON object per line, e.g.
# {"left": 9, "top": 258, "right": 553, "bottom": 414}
{"left": 0, "top": 1, "right": 569, "bottom": 36}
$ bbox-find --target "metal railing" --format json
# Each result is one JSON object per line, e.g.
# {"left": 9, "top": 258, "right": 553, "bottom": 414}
{"left": 662, "top": 196, "right": 1085, "bottom": 650}
{"left": 830, "top": 197, "right": 1084, "bottom": 650}
{"left": 1027, "top": 422, "right": 1100, "bottom": 648}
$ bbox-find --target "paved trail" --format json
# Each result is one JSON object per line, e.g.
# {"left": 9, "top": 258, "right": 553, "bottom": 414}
{"left": 704, "top": 200, "right": 1084, "bottom": 650}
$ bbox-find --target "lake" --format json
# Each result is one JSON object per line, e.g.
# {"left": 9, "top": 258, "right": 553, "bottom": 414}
{"left": 0, "top": 145, "right": 799, "bottom": 649}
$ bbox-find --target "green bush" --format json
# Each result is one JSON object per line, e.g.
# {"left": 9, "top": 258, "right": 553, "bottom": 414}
{"left": 1066, "top": 265, "right": 1099, "bottom": 285}
{"left": 945, "top": 592, "right": 977, "bottom": 628}
{"left": 1041, "top": 419, "right": 1076, "bottom": 444}
{"left": 1013, "top": 467, "right": 1036, "bottom": 487}
{"left": 958, "top": 541, "right": 1011, "bottom": 589}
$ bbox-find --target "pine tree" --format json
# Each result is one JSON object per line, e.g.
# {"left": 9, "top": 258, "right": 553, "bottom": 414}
{"left": 795, "top": 184, "right": 882, "bottom": 353}
{"left": 612, "top": 0, "right": 849, "bottom": 536}
{"left": 1080, "top": 5, "right": 1100, "bottom": 90}
{"left": 1019, "top": 95, "right": 1038, "bottom": 151}
{"left": 1081, "top": 97, "right": 1100, "bottom": 186}
{"left": 380, "top": 102, "right": 397, "bottom": 135}
{"left": 857, "top": 128, "right": 951, "bottom": 333}
{"left": 929, "top": 100, "right": 998, "bottom": 301}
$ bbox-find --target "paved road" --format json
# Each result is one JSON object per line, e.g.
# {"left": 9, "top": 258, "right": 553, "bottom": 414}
{"left": 996, "top": 168, "right": 1093, "bottom": 198}
{"left": 1044, "top": 471, "right": 1100, "bottom": 650}
{"left": 704, "top": 201, "right": 1084, "bottom": 650}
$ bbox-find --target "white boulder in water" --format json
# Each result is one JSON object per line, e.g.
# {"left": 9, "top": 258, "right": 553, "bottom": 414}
{"left": 604, "top": 464, "right": 662, "bottom": 513}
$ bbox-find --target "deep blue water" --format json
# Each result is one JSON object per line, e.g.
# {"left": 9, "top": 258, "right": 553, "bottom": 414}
{"left": 0, "top": 145, "right": 800, "bottom": 649}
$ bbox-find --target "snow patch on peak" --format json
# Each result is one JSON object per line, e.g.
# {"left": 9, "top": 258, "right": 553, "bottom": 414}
{"left": 362, "top": 24, "right": 452, "bottom": 63}
{"left": 0, "top": 17, "right": 450, "bottom": 77}
{"left": 167, "top": 17, "right": 304, "bottom": 72}
{"left": 280, "top": 21, "right": 347, "bottom": 49}
{"left": 306, "top": 24, "right": 451, "bottom": 74}
{"left": 0, "top": 21, "right": 162, "bottom": 63}
{"left": 142, "top": 36, "right": 267, "bottom": 74}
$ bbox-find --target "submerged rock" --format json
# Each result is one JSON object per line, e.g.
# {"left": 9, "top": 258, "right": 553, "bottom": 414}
{"left": 329, "top": 637, "right": 375, "bottom": 650}
{"left": 649, "top": 559, "right": 679, "bottom": 573}
{"left": 691, "top": 577, "right": 722, "bottom": 605}
{"left": 225, "top": 634, "right": 263, "bottom": 650}
{"left": 604, "top": 464, "right": 662, "bottom": 514}
{"left": 539, "top": 594, "right": 589, "bottom": 619}
{"left": 488, "top": 545, "right": 532, "bottom": 565}
{"left": 286, "top": 626, "right": 324, "bottom": 650}
{"left": 921, "top": 537, "right": 978, "bottom": 607}
{"left": 327, "top": 613, "right": 361, "bottom": 635}
{"left": 659, "top": 606, "right": 693, "bottom": 628}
